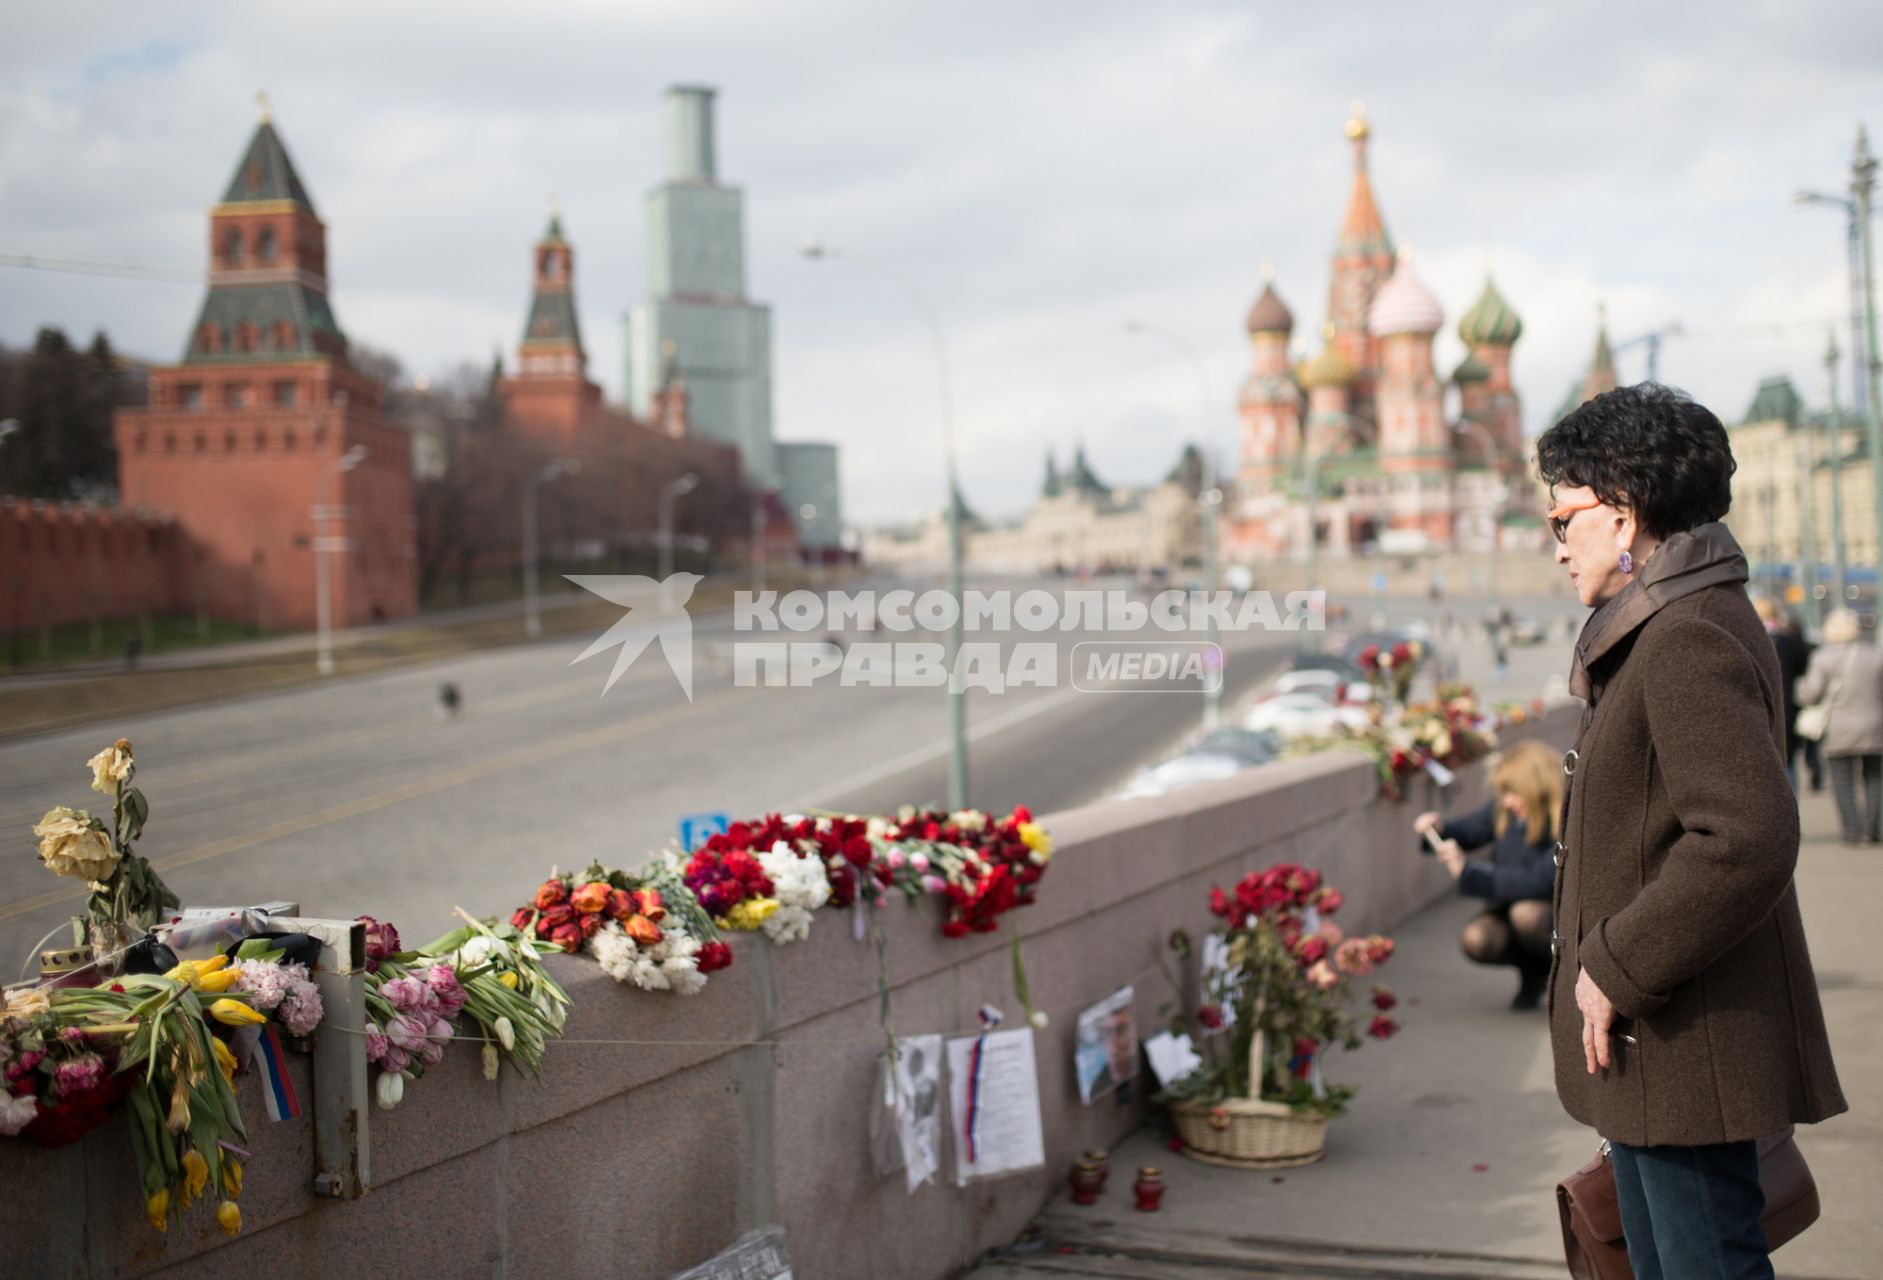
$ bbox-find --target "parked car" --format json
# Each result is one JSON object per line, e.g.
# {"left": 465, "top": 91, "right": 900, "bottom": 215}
{"left": 1284, "top": 651, "right": 1367, "bottom": 683}
{"left": 1243, "top": 693, "right": 1370, "bottom": 739}
{"left": 1187, "top": 726, "right": 1285, "bottom": 766}
{"left": 1509, "top": 616, "right": 1547, "bottom": 646}
{"left": 1114, "top": 752, "right": 1249, "bottom": 800}
{"left": 1272, "top": 668, "right": 1345, "bottom": 699}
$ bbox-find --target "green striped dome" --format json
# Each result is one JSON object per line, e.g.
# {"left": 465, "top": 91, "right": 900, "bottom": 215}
{"left": 1452, "top": 353, "right": 1491, "bottom": 384}
{"left": 1457, "top": 278, "right": 1523, "bottom": 347}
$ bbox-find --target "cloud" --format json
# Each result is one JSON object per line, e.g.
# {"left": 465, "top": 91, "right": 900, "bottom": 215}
{"left": 1, "top": 1, "right": 1878, "bottom": 524}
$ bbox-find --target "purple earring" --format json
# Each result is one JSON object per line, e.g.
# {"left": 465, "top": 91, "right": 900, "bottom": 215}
{"left": 1618, "top": 550, "right": 1634, "bottom": 575}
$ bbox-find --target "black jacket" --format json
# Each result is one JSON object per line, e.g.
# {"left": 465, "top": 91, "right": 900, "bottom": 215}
{"left": 1769, "top": 625, "right": 1812, "bottom": 718}
{"left": 1417, "top": 800, "right": 1554, "bottom": 906}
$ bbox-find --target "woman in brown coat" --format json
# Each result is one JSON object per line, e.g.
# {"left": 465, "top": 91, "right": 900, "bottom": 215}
{"left": 1537, "top": 384, "right": 1845, "bottom": 1278}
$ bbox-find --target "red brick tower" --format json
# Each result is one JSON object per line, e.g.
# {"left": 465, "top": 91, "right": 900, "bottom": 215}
{"left": 500, "top": 209, "right": 605, "bottom": 449}
{"left": 114, "top": 105, "right": 415, "bottom": 631}
{"left": 1326, "top": 103, "right": 1396, "bottom": 437}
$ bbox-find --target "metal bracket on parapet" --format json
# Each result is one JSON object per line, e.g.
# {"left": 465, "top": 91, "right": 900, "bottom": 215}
{"left": 271, "top": 916, "right": 371, "bottom": 1199}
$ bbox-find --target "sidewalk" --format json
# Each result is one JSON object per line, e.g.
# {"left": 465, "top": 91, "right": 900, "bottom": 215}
{"left": 974, "top": 785, "right": 1879, "bottom": 1279}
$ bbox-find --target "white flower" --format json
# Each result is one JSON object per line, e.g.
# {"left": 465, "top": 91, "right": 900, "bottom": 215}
{"left": 1028, "top": 1010, "right": 1050, "bottom": 1030}
{"left": 949, "top": 809, "right": 988, "bottom": 831}
{"left": 0, "top": 1092, "right": 38, "bottom": 1136}
{"left": 663, "top": 956, "right": 706, "bottom": 996}
{"left": 482, "top": 1044, "right": 500, "bottom": 1081}
{"left": 373, "top": 1071, "right": 404, "bottom": 1111}
{"left": 762, "top": 903, "right": 815, "bottom": 944}
{"left": 451, "top": 935, "right": 500, "bottom": 969}
{"left": 494, "top": 1017, "right": 515, "bottom": 1051}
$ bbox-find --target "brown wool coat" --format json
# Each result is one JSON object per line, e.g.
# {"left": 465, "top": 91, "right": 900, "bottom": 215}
{"left": 1550, "top": 543, "right": 1847, "bottom": 1147}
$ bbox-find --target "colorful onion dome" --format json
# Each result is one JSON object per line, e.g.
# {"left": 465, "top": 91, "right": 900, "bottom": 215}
{"left": 1368, "top": 258, "right": 1443, "bottom": 337}
{"left": 1301, "top": 343, "right": 1358, "bottom": 389}
{"left": 1457, "top": 277, "right": 1523, "bottom": 347}
{"left": 1452, "top": 353, "right": 1491, "bottom": 384}
{"left": 1244, "top": 282, "right": 1295, "bottom": 335}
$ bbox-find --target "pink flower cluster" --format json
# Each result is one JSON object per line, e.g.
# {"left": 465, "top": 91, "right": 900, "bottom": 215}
{"left": 365, "top": 965, "right": 462, "bottom": 1074}
{"left": 234, "top": 959, "right": 326, "bottom": 1038}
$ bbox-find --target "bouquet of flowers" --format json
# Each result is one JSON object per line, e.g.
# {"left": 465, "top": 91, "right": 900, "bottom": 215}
{"left": 1356, "top": 639, "right": 1424, "bottom": 706}
{"left": 10, "top": 969, "right": 259, "bottom": 1236}
{"left": 1400, "top": 692, "right": 1497, "bottom": 773}
{"left": 228, "top": 943, "right": 324, "bottom": 1039}
{"left": 31, "top": 740, "right": 179, "bottom": 965}
{"left": 513, "top": 865, "right": 730, "bottom": 995}
{"left": 865, "top": 805, "right": 1053, "bottom": 937}
{"left": 1160, "top": 862, "right": 1398, "bottom": 1118}
{"left": 423, "top": 912, "right": 570, "bottom": 1080}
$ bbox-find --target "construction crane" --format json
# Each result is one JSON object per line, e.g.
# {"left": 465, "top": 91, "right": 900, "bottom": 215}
{"left": 1614, "top": 322, "right": 1684, "bottom": 385}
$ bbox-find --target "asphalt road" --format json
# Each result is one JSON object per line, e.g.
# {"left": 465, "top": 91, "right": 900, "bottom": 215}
{"left": 0, "top": 575, "right": 1318, "bottom": 969}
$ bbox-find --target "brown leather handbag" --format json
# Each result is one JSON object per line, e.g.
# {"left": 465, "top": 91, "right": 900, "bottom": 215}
{"left": 1556, "top": 1129, "right": 1820, "bottom": 1278}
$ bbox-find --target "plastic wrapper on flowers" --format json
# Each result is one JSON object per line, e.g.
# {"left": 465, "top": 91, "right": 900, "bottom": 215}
{"left": 1158, "top": 863, "right": 1400, "bottom": 1119}
{"left": 1284, "top": 682, "right": 1498, "bottom": 802}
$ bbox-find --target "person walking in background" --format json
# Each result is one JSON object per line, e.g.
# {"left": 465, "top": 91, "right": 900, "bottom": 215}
{"left": 1536, "top": 384, "right": 1844, "bottom": 1278}
{"left": 1754, "top": 597, "right": 1820, "bottom": 791}
{"left": 1795, "top": 607, "right": 1883, "bottom": 844}
{"left": 1411, "top": 739, "right": 1561, "bottom": 1010}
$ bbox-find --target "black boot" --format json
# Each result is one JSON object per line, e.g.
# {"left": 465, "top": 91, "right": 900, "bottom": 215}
{"left": 1512, "top": 965, "right": 1548, "bottom": 1011}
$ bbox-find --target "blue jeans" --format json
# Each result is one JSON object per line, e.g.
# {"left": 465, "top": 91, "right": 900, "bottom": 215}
{"left": 1609, "top": 1138, "right": 1772, "bottom": 1279}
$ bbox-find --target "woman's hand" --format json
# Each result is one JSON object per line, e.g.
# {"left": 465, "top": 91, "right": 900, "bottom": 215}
{"left": 1413, "top": 811, "right": 1443, "bottom": 838}
{"left": 1576, "top": 967, "right": 1617, "bottom": 1074}
{"left": 1434, "top": 838, "right": 1466, "bottom": 879}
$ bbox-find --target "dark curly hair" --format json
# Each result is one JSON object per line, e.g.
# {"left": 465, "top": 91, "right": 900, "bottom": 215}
{"left": 1534, "top": 383, "right": 1735, "bottom": 539}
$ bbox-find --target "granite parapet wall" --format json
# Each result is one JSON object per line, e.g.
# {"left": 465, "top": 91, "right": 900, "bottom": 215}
{"left": 0, "top": 703, "right": 1578, "bottom": 1278}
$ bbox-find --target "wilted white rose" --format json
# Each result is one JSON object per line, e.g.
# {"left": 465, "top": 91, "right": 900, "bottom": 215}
{"left": 87, "top": 740, "right": 133, "bottom": 794}
{"left": 33, "top": 807, "right": 120, "bottom": 883}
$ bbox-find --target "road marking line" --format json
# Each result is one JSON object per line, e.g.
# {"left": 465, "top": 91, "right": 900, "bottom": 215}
{"left": 0, "top": 685, "right": 755, "bottom": 921}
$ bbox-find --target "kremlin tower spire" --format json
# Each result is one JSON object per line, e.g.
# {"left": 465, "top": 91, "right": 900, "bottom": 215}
{"left": 518, "top": 202, "right": 585, "bottom": 379}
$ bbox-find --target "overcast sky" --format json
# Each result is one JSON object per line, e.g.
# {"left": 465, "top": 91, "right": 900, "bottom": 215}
{"left": 3, "top": 2, "right": 1879, "bottom": 523}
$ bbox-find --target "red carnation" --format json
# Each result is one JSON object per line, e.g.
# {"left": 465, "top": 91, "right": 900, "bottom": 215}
{"left": 1208, "top": 886, "right": 1229, "bottom": 918}
{"left": 1366, "top": 936, "right": 1396, "bottom": 965}
{"left": 1317, "top": 888, "right": 1344, "bottom": 916}
{"left": 1296, "top": 936, "right": 1329, "bottom": 966}
{"left": 1372, "top": 988, "right": 1398, "bottom": 1012}
{"left": 697, "top": 941, "right": 734, "bottom": 973}
{"left": 1368, "top": 1015, "right": 1400, "bottom": 1039}
{"left": 1012, "top": 804, "right": 1032, "bottom": 824}
{"left": 940, "top": 920, "right": 970, "bottom": 939}
{"left": 1197, "top": 1004, "right": 1225, "bottom": 1030}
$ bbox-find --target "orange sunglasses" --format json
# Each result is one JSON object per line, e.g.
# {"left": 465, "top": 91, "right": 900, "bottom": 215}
{"left": 1546, "top": 498, "right": 1602, "bottom": 544}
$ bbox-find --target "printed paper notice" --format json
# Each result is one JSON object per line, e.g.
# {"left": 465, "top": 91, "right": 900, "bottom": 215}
{"left": 947, "top": 1029, "right": 1045, "bottom": 1185}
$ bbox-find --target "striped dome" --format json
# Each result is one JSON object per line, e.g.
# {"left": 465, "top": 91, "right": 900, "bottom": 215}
{"left": 1368, "top": 261, "right": 1443, "bottom": 337}
{"left": 1457, "top": 278, "right": 1523, "bottom": 346}
{"left": 1452, "top": 353, "right": 1491, "bottom": 384}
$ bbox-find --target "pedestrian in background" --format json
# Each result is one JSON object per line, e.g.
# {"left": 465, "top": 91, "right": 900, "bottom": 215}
{"left": 1411, "top": 739, "right": 1561, "bottom": 1010}
{"left": 1536, "top": 383, "right": 1844, "bottom": 1278}
{"left": 1795, "top": 607, "right": 1883, "bottom": 844}
{"left": 1753, "top": 597, "right": 1820, "bottom": 791}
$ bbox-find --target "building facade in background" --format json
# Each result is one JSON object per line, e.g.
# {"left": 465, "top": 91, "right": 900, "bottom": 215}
{"left": 862, "top": 445, "right": 1203, "bottom": 575}
{"left": 624, "top": 85, "right": 842, "bottom": 557}
{"left": 112, "top": 113, "right": 416, "bottom": 632}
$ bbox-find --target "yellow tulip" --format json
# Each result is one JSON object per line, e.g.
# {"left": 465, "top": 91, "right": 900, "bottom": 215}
{"left": 181, "top": 1148, "right": 209, "bottom": 1199}
{"left": 223, "top": 1159, "right": 243, "bottom": 1198}
{"left": 208, "top": 999, "right": 267, "bottom": 1027}
{"left": 211, "top": 1036, "right": 239, "bottom": 1084}
{"left": 498, "top": 971, "right": 519, "bottom": 989}
{"left": 217, "top": 1200, "right": 242, "bottom": 1237}
{"left": 1019, "top": 822, "right": 1053, "bottom": 862}
{"left": 198, "top": 967, "right": 242, "bottom": 994}
{"left": 145, "top": 1188, "right": 169, "bottom": 1233}
{"left": 194, "top": 954, "right": 231, "bottom": 976}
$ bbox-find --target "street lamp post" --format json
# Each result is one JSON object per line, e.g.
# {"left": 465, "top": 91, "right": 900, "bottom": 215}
{"left": 1797, "top": 428, "right": 1825, "bottom": 632}
{"left": 315, "top": 444, "right": 369, "bottom": 675}
{"left": 1826, "top": 332, "right": 1851, "bottom": 609}
{"left": 1856, "top": 126, "right": 1883, "bottom": 583}
{"left": 523, "top": 457, "right": 579, "bottom": 639}
{"left": 1303, "top": 450, "right": 1327, "bottom": 654}
{"left": 1452, "top": 420, "right": 1503, "bottom": 617}
{"left": 799, "top": 503, "right": 825, "bottom": 590}
{"left": 1124, "top": 321, "right": 1224, "bottom": 726}
{"left": 655, "top": 474, "right": 700, "bottom": 579}
{"left": 803, "top": 241, "right": 968, "bottom": 809}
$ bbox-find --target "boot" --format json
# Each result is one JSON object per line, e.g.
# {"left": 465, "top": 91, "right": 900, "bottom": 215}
{"left": 1512, "top": 964, "right": 1548, "bottom": 1012}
